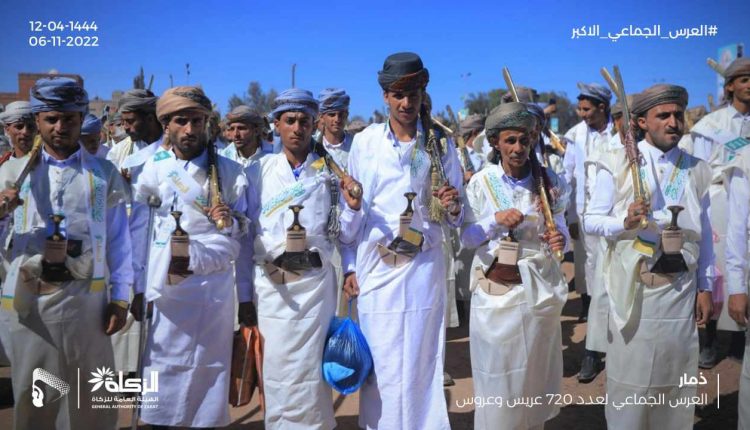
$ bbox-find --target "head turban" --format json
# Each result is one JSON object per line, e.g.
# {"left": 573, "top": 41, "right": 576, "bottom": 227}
{"left": 576, "top": 82, "right": 612, "bottom": 106}
{"left": 117, "top": 89, "right": 158, "bottom": 113}
{"left": 525, "top": 103, "right": 546, "bottom": 128}
{"left": 318, "top": 88, "right": 350, "bottom": 114}
{"left": 459, "top": 114, "right": 484, "bottom": 135}
{"left": 110, "top": 112, "right": 122, "bottom": 125}
{"left": 485, "top": 102, "right": 536, "bottom": 134}
{"left": 501, "top": 86, "right": 538, "bottom": 103}
{"left": 156, "top": 86, "right": 212, "bottom": 123}
{"left": 30, "top": 77, "right": 88, "bottom": 114}
{"left": 611, "top": 94, "right": 636, "bottom": 117}
{"left": 270, "top": 89, "right": 319, "bottom": 120}
{"left": 724, "top": 57, "right": 750, "bottom": 83}
{"left": 225, "top": 105, "right": 265, "bottom": 127}
{"left": 0, "top": 101, "right": 33, "bottom": 125}
{"left": 631, "top": 84, "right": 688, "bottom": 116}
{"left": 81, "top": 113, "right": 102, "bottom": 135}
{"left": 377, "top": 52, "right": 429, "bottom": 92}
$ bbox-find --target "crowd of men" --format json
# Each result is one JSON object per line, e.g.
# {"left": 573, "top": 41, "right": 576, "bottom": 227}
{"left": 0, "top": 52, "right": 747, "bottom": 430}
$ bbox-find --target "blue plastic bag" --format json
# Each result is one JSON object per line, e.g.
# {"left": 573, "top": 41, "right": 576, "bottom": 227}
{"left": 322, "top": 300, "right": 373, "bottom": 395}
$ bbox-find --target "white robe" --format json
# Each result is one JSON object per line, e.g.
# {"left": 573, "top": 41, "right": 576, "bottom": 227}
{"left": 586, "top": 141, "right": 714, "bottom": 430}
{"left": 581, "top": 137, "right": 622, "bottom": 352}
{"left": 247, "top": 150, "right": 358, "bottom": 430}
{"left": 110, "top": 138, "right": 165, "bottom": 374}
{"left": 343, "top": 122, "right": 464, "bottom": 430}
{"left": 682, "top": 105, "right": 750, "bottom": 331}
{"left": 723, "top": 148, "right": 750, "bottom": 430}
{"left": 563, "top": 120, "right": 615, "bottom": 296}
{"left": 106, "top": 136, "right": 148, "bottom": 169}
{"left": 461, "top": 163, "right": 569, "bottom": 430}
{"left": 0, "top": 148, "right": 133, "bottom": 430}
{"left": 131, "top": 147, "right": 251, "bottom": 428}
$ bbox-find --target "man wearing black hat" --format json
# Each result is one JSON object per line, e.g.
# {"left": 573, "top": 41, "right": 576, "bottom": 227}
{"left": 683, "top": 57, "right": 750, "bottom": 368}
{"left": 341, "top": 52, "right": 463, "bottom": 429}
{"left": 562, "top": 82, "right": 616, "bottom": 382}
{"left": 585, "top": 84, "right": 714, "bottom": 430}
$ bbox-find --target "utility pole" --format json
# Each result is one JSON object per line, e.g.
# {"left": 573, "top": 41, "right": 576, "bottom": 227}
{"left": 291, "top": 64, "right": 296, "bottom": 88}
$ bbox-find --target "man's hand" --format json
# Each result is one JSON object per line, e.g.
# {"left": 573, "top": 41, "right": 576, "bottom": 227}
{"left": 624, "top": 200, "right": 650, "bottom": 230}
{"left": 104, "top": 302, "right": 128, "bottom": 335}
{"left": 695, "top": 291, "right": 713, "bottom": 326}
{"left": 130, "top": 293, "right": 154, "bottom": 322}
{"left": 434, "top": 184, "right": 460, "bottom": 216}
{"left": 238, "top": 301, "right": 258, "bottom": 327}
{"left": 340, "top": 175, "right": 362, "bottom": 211}
{"left": 542, "top": 230, "right": 566, "bottom": 253}
{"left": 0, "top": 188, "right": 22, "bottom": 218}
{"left": 343, "top": 272, "right": 360, "bottom": 299}
{"left": 494, "top": 209, "right": 524, "bottom": 230}
{"left": 728, "top": 293, "right": 748, "bottom": 326}
{"left": 203, "top": 202, "right": 233, "bottom": 228}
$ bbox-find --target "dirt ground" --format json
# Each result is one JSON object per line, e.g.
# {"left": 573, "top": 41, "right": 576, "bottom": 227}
{"left": 0, "top": 263, "right": 743, "bottom": 429}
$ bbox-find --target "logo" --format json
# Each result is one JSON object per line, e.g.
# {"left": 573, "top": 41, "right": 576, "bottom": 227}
{"left": 88, "top": 366, "right": 159, "bottom": 394}
{"left": 31, "top": 368, "right": 70, "bottom": 408}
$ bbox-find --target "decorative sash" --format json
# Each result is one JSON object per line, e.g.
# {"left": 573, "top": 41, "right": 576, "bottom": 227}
{"left": 153, "top": 149, "right": 207, "bottom": 208}
{"left": 260, "top": 173, "right": 329, "bottom": 219}
{"left": 121, "top": 140, "right": 162, "bottom": 170}
{"left": 692, "top": 120, "right": 750, "bottom": 161}
{"left": 634, "top": 151, "right": 689, "bottom": 258}
{"left": 479, "top": 170, "right": 514, "bottom": 212}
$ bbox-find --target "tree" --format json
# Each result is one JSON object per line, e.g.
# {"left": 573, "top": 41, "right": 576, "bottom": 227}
{"left": 229, "top": 81, "right": 278, "bottom": 113}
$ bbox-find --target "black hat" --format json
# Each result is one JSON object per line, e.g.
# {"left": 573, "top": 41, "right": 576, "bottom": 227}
{"left": 378, "top": 52, "right": 429, "bottom": 91}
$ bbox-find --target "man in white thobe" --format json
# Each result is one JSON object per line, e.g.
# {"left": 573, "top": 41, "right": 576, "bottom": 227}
{"left": 107, "top": 89, "right": 163, "bottom": 170}
{"left": 585, "top": 84, "right": 714, "bottom": 430}
{"left": 0, "top": 77, "right": 133, "bottom": 430}
{"left": 341, "top": 52, "right": 463, "bottom": 430}
{"left": 720, "top": 57, "right": 750, "bottom": 430}
{"left": 247, "top": 88, "right": 362, "bottom": 429}
{"left": 462, "top": 102, "right": 570, "bottom": 430}
{"left": 130, "top": 86, "right": 255, "bottom": 429}
{"left": 680, "top": 57, "right": 750, "bottom": 367}
{"left": 219, "top": 105, "right": 272, "bottom": 168}
{"left": 562, "top": 82, "right": 616, "bottom": 381}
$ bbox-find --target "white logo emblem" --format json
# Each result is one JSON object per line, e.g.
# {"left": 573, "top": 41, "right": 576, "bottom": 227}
{"left": 88, "top": 366, "right": 158, "bottom": 394}
{"left": 31, "top": 368, "right": 70, "bottom": 408}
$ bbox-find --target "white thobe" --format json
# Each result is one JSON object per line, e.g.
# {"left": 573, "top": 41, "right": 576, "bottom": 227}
{"left": 461, "top": 164, "right": 569, "bottom": 430}
{"left": 343, "top": 122, "right": 464, "bottom": 430}
{"left": 723, "top": 148, "right": 750, "bottom": 430}
{"left": 585, "top": 140, "right": 714, "bottom": 430}
{"left": 321, "top": 134, "right": 355, "bottom": 315}
{"left": 219, "top": 142, "right": 271, "bottom": 169}
{"left": 131, "top": 147, "right": 252, "bottom": 428}
{"left": 110, "top": 138, "right": 165, "bottom": 373}
{"left": 0, "top": 147, "right": 133, "bottom": 430}
{"left": 106, "top": 136, "right": 148, "bottom": 169}
{"left": 580, "top": 134, "right": 623, "bottom": 352}
{"left": 248, "top": 150, "right": 360, "bottom": 429}
{"left": 682, "top": 104, "right": 750, "bottom": 331}
{"left": 563, "top": 120, "right": 615, "bottom": 296}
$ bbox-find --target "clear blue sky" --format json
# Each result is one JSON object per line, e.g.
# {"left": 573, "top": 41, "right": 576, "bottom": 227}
{"left": 1, "top": 0, "right": 747, "bottom": 120}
